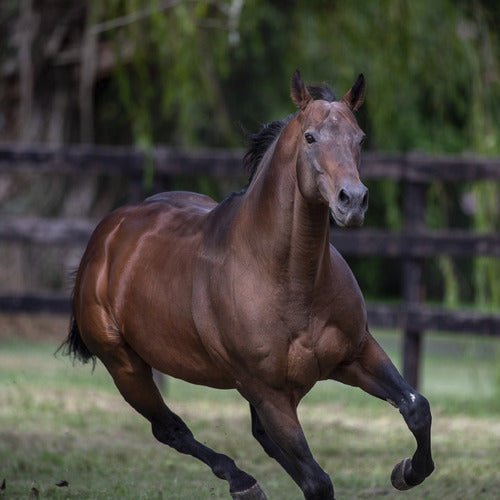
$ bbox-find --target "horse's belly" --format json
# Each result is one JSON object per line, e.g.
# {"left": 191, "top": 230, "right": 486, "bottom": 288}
{"left": 134, "top": 332, "right": 234, "bottom": 389}
{"left": 120, "top": 285, "right": 232, "bottom": 389}
{"left": 115, "top": 257, "right": 234, "bottom": 388}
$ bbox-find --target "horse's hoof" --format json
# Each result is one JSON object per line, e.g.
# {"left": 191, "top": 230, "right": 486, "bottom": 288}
{"left": 391, "top": 457, "right": 413, "bottom": 490}
{"left": 231, "top": 482, "right": 268, "bottom": 500}
{"left": 391, "top": 456, "right": 434, "bottom": 491}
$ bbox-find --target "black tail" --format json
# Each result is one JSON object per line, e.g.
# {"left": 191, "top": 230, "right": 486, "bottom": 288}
{"left": 56, "top": 301, "right": 96, "bottom": 369}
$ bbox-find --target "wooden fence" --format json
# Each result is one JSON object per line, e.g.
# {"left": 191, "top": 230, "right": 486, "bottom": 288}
{"left": 1, "top": 143, "right": 500, "bottom": 389}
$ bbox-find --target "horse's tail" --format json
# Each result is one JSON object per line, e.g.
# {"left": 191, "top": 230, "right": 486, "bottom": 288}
{"left": 56, "top": 295, "right": 96, "bottom": 369}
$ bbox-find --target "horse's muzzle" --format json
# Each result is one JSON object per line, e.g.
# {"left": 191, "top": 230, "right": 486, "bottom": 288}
{"left": 333, "top": 184, "right": 368, "bottom": 227}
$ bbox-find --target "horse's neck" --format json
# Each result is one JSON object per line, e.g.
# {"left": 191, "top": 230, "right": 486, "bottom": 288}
{"left": 237, "top": 124, "right": 332, "bottom": 289}
{"left": 287, "top": 193, "right": 332, "bottom": 288}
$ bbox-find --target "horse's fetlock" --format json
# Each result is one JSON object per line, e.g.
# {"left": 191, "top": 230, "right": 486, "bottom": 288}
{"left": 212, "top": 454, "right": 241, "bottom": 480}
{"left": 303, "top": 471, "right": 334, "bottom": 500}
{"left": 413, "top": 457, "right": 435, "bottom": 478}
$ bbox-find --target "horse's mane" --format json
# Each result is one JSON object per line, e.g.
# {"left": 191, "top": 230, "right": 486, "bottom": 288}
{"left": 242, "top": 116, "right": 295, "bottom": 184}
{"left": 242, "top": 83, "right": 336, "bottom": 186}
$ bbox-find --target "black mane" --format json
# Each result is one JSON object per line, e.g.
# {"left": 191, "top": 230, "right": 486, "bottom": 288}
{"left": 242, "top": 115, "right": 295, "bottom": 185}
{"left": 242, "top": 83, "right": 336, "bottom": 186}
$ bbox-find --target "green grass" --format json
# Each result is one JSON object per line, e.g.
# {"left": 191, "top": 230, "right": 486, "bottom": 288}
{"left": 1, "top": 331, "right": 499, "bottom": 499}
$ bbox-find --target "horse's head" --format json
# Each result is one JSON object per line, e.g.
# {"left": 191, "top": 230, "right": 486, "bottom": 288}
{"left": 291, "top": 70, "right": 368, "bottom": 228}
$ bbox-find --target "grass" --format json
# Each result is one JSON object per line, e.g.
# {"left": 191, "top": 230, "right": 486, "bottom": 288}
{"left": 0, "top": 330, "right": 499, "bottom": 499}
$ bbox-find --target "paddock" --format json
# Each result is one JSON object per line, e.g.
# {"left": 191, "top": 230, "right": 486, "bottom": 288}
{"left": 0, "top": 324, "right": 498, "bottom": 499}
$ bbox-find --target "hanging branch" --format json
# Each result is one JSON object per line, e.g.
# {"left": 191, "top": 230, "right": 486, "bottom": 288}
{"left": 79, "top": 21, "right": 97, "bottom": 143}
{"left": 91, "top": 0, "right": 187, "bottom": 35}
{"left": 18, "top": 0, "right": 36, "bottom": 140}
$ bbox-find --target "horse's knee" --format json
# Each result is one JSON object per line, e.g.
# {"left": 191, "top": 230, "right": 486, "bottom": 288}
{"left": 400, "top": 392, "right": 431, "bottom": 434}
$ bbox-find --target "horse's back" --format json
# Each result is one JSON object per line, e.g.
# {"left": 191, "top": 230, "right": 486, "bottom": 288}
{"left": 79, "top": 191, "right": 214, "bottom": 274}
{"left": 145, "top": 191, "right": 217, "bottom": 214}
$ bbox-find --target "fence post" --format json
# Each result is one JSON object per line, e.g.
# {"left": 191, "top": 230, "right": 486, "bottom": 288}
{"left": 402, "top": 181, "right": 427, "bottom": 389}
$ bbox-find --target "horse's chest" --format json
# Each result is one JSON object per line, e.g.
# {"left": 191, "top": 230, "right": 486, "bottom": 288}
{"left": 285, "top": 323, "right": 359, "bottom": 387}
{"left": 286, "top": 337, "right": 321, "bottom": 388}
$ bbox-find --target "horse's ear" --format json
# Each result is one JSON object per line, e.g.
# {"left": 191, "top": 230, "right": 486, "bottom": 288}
{"left": 342, "top": 73, "right": 365, "bottom": 111}
{"left": 291, "top": 69, "right": 312, "bottom": 110}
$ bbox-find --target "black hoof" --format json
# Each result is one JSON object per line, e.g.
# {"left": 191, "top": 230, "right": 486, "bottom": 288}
{"left": 391, "top": 457, "right": 413, "bottom": 490}
{"left": 231, "top": 482, "right": 268, "bottom": 500}
{"left": 391, "top": 457, "right": 429, "bottom": 491}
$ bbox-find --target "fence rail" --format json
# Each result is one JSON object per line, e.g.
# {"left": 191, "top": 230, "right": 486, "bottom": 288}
{"left": 2, "top": 142, "right": 500, "bottom": 179}
{"left": 1, "top": 143, "right": 500, "bottom": 389}
{"left": 3, "top": 217, "right": 500, "bottom": 257}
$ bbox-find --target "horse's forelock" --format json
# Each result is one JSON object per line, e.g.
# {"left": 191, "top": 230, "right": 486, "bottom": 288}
{"left": 307, "top": 83, "right": 336, "bottom": 103}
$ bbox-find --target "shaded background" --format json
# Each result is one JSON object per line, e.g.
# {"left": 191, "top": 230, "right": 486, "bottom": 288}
{"left": 1, "top": 0, "right": 499, "bottom": 312}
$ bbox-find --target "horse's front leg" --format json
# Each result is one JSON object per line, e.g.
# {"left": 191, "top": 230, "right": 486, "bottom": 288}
{"left": 248, "top": 391, "right": 335, "bottom": 500}
{"left": 331, "top": 331, "right": 435, "bottom": 490}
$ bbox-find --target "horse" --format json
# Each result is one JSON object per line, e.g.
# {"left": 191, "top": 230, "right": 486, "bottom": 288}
{"left": 59, "top": 70, "right": 434, "bottom": 499}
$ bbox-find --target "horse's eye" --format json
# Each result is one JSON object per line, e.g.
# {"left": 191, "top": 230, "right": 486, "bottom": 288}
{"left": 305, "top": 133, "right": 316, "bottom": 144}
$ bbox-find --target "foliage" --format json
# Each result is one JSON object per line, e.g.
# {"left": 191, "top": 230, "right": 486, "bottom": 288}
{"left": 90, "top": 0, "right": 500, "bottom": 154}
{"left": 2, "top": 0, "right": 498, "bottom": 307}
{"left": 464, "top": 4, "right": 500, "bottom": 310}
{"left": 91, "top": 0, "right": 239, "bottom": 148}
{"left": 86, "top": 1, "right": 500, "bottom": 309}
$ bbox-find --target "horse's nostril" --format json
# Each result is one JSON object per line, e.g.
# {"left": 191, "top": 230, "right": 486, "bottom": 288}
{"left": 339, "top": 189, "right": 350, "bottom": 206}
{"left": 362, "top": 191, "right": 369, "bottom": 209}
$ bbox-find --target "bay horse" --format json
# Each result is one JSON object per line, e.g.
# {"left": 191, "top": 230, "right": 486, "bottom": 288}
{"left": 59, "top": 71, "right": 434, "bottom": 499}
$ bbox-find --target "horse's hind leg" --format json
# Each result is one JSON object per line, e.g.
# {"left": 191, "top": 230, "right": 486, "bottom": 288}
{"left": 331, "top": 332, "right": 435, "bottom": 490}
{"left": 91, "top": 337, "right": 266, "bottom": 500}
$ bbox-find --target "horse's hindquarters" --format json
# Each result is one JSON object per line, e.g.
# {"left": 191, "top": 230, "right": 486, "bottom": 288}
{"left": 75, "top": 198, "right": 233, "bottom": 389}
